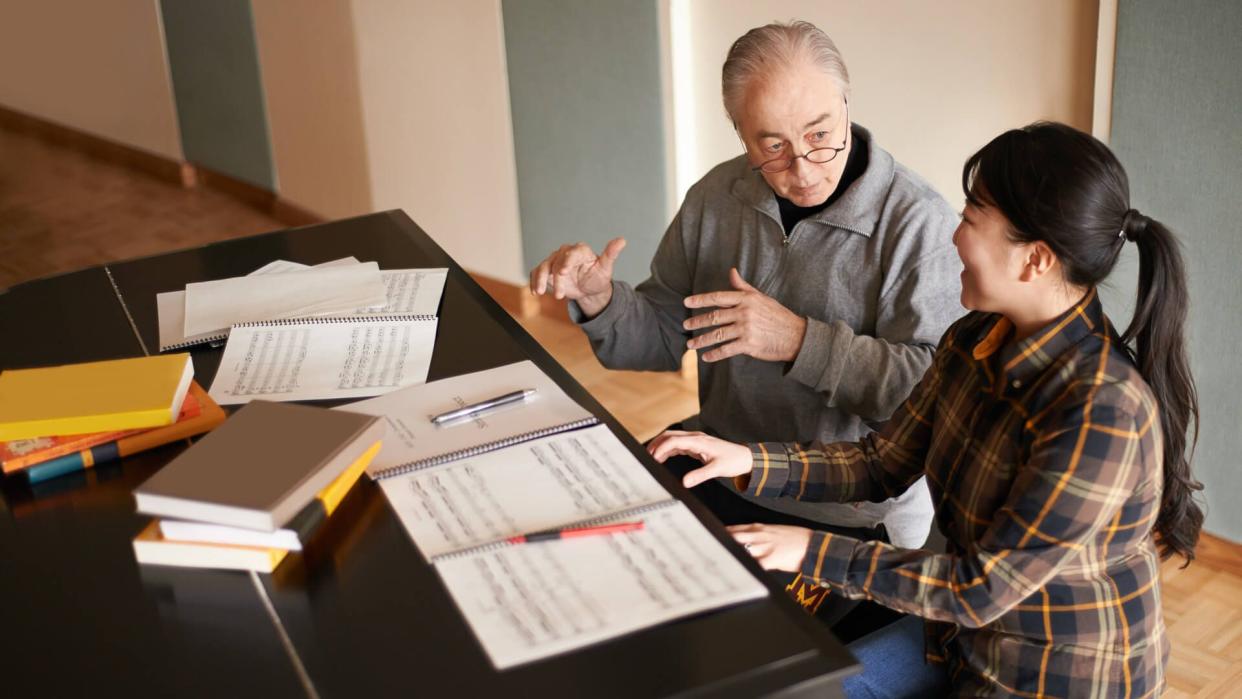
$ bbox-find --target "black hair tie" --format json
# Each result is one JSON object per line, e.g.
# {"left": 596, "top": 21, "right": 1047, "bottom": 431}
{"left": 1120, "top": 209, "right": 1146, "bottom": 242}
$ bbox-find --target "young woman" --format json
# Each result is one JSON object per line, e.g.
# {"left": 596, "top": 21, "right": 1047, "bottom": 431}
{"left": 649, "top": 122, "right": 1203, "bottom": 698}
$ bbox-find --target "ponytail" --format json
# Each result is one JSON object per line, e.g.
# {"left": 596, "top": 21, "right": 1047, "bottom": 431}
{"left": 1120, "top": 214, "right": 1204, "bottom": 563}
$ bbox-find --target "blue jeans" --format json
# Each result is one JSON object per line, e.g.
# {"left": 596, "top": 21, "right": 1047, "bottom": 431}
{"left": 842, "top": 614, "right": 949, "bottom": 699}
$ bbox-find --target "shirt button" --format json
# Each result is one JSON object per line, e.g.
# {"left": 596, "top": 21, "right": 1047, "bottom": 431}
{"left": 1011, "top": 379, "right": 1022, "bottom": 389}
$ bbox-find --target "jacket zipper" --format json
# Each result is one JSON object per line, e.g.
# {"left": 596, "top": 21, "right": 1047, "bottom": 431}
{"left": 754, "top": 208, "right": 794, "bottom": 292}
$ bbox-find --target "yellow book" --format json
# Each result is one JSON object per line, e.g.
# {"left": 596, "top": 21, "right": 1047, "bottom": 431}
{"left": 0, "top": 354, "right": 194, "bottom": 441}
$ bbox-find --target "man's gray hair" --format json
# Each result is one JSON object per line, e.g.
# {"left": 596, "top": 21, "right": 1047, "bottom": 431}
{"left": 721, "top": 20, "right": 850, "bottom": 124}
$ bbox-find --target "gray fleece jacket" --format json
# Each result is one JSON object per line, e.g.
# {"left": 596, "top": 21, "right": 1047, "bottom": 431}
{"left": 574, "top": 126, "right": 963, "bottom": 547}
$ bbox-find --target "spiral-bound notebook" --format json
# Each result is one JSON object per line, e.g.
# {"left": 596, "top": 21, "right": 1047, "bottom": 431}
{"left": 374, "top": 422, "right": 767, "bottom": 669}
{"left": 336, "top": 360, "right": 599, "bottom": 480}
{"left": 208, "top": 313, "right": 439, "bottom": 405}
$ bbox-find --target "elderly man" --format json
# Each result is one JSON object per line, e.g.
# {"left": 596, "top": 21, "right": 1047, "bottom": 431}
{"left": 529, "top": 21, "right": 961, "bottom": 626}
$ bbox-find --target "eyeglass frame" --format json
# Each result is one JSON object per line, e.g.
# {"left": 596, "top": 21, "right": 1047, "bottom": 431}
{"left": 748, "top": 99, "right": 850, "bottom": 174}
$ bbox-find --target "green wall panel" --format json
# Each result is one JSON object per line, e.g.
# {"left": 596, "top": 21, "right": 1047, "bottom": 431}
{"left": 160, "top": 0, "right": 275, "bottom": 190}
{"left": 1107, "top": 0, "right": 1242, "bottom": 541}
{"left": 502, "top": 0, "right": 668, "bottom": 284}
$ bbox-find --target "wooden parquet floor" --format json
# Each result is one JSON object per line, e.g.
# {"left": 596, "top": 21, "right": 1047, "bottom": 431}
{"left": 2, "top": 123, "right": 1239, "bottom": 696}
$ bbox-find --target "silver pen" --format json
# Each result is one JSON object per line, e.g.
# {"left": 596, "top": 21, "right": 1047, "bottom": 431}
{"left": 430, "top": 388, "right": 537, "bottom": 425}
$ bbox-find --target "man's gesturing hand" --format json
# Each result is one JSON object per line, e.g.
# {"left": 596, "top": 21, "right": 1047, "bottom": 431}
{"left": 683, "top": 268, "right": 808, "bottom": 363}
{"left": 528, "top": 237, "right": 627, "bottom": 318}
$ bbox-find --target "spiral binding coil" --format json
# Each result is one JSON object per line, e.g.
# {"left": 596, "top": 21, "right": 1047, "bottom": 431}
{"left": 373, "top": 416, "right": 600, "bottom": 480}
{"left": 232, "top": 314, "right": 437, "bottom": 328}
{"left": 160, "top": 314, "right": 436, "bottom": 352}
{"left": 159, "top": 331, "right": 228, "bottom": 352}
{"left": 430, "top": 499, "right": 676, "bottom": 562}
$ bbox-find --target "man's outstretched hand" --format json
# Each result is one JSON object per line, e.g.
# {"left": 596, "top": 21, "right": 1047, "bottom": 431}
{"left": 529, "top": 237, "right": 627, "bottom": 318}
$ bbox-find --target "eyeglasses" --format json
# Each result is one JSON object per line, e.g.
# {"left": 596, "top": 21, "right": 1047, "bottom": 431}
{"left": 750, "top": 102, "right": 850, "bottom": 174}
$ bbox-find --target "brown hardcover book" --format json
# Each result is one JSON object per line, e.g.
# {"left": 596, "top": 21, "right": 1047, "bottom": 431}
{"left": 133, "top": 401, "right": 384, "bottom": 531}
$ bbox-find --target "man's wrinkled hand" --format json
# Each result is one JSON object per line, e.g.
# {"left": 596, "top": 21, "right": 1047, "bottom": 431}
{"left": 683, "top": 268, "right": 808, "bottom": 362}
{"left": 528, "top": 237, "right": 627, "bottom": 318}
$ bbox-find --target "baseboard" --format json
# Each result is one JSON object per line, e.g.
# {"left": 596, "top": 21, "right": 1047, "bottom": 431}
{"left": 271, "top": 197, "right": 325, "bottom": 227}
{"left": 0, "top": 103, "right": 325, "bottom": 229}
{"left": 187, "top": 164, "right": 326, "bottom": 228}
{"left": 191, "top": 165, "right": 277, "bottom": 211}
{"left": 0, "top": 103, "right": 186, "bottom": 185}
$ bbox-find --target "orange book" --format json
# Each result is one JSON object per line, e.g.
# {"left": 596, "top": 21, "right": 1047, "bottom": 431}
{"left": 22, "top": 382, "right": 226, "bottom": 485}
{"left": 1, "top": 391, "right": 203, "bottom": 474}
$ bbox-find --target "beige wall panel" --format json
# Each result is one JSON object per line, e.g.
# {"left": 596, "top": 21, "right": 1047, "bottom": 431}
{"left": 0, "top": 0, "right": 182, "bottom": 159}
{"left": 349, "top": 0, "right": 525, "bottom": 284}
{"left": 675, "top": 0, "right": 1098, "bottom": 208}
{"left": 251, "top": 0, "right": 373, "bottom": 219}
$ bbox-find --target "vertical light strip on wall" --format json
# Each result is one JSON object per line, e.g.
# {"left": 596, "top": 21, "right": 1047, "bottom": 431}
{"left": 151, "top": 0, "right": 187, "bottom": 162}
{"left": 656, "top": 0, "right": 678, "bottom": 221}
{"left": 1092, "top": 0, "right": 1119, "bottom": 142}
{"left": 669, "top": 0, "right": 698, "bottom": 206}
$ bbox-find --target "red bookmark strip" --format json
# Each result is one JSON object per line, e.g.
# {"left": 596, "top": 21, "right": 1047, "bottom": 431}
{"left": 507, "top": 520, "right": 644, "bottom": 545}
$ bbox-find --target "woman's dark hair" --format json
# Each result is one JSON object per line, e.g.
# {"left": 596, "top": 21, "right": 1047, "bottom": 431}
{"left": 962, "top": 121, "right": 1203, "bottom": 563}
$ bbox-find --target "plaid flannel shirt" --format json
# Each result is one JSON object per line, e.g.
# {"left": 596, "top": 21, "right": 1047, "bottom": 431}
{"left": 744, "top": 289, "right": 1168, "bottom": 697}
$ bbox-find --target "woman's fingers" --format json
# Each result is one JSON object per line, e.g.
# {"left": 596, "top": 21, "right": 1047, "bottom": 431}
{"left": 647, "top": 432, "right": 750, "bottom": 490}
{"left": 683, "top": 462, "right": 730, "bottom": 488}
{"left": 647, "top": 432, "right": 705, "bottom": 462}
{"left": 723, "top": 524, "right": 814, "bottom": 572}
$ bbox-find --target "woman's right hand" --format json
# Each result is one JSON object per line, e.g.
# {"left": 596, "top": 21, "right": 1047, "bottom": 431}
{"left": 647, "top": 430, "right": 753, "bottom": 488}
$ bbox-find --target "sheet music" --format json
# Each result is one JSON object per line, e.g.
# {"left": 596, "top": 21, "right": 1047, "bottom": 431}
{"left": 338, "top": 360, "right": 594, "bottom": 477}
{"left": 345, "top": 269, "right": 447, "bottom": 317}
{"left": 182, "top": 262, "right": 388, "bottom": 338}
{"left": 434, "top": 501, "right": 767, "bottom": 669}
{"left": 377, "top": 425, "right": 666, "bottom": 560}
{"left": 208, "top": 317, "right": 437, "bottom": 404}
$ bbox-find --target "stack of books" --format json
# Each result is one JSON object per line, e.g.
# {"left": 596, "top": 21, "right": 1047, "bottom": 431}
{"left": 131, "top": 401, "right": 385, "bottom": 573}
{"left": 0, "top": 355, "right": 222, "bottom": 484}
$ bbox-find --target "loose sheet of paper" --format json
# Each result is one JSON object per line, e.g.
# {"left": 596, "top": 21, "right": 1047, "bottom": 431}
{"left": 338, "top": 360, "right": 594, "bottom": 477}
{"left": 208, "top": 317, "right": 437, "bottom": 404}
{"left": 182, "top": 262, "right": 388, "bottom": 338}
{"left": 434, "top": 501, "right": 767, "bottom": 669}
{"left": 377, "top": 425, "right": 665, "bottom": 560}
{"left": 156, "top": 257, "right": 360, "bottom": 351}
